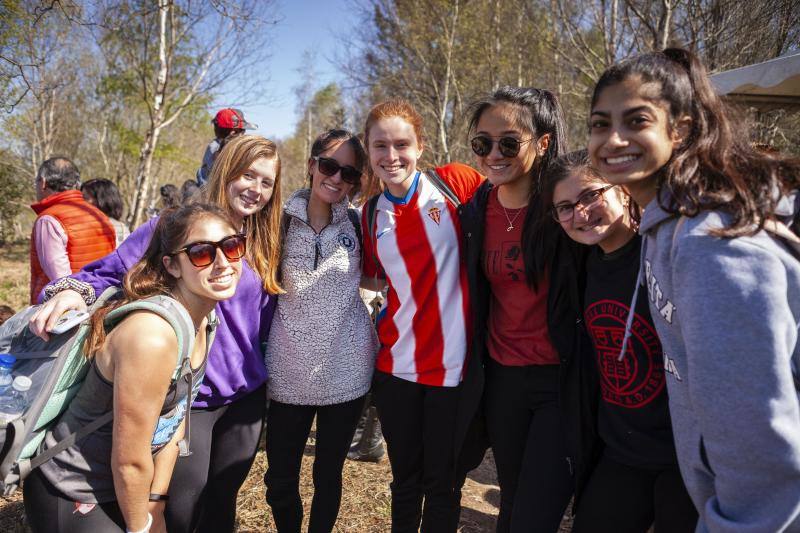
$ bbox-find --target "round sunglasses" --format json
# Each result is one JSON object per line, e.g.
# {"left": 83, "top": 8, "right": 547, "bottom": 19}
{"left": 313, "top": 156, "right": 362, "bottom": 185}
{"left": 470, "top": 135, "right": 533, "bottom": 158}
{"left": 169, "top": 234, "right": 247, "bottom": 268}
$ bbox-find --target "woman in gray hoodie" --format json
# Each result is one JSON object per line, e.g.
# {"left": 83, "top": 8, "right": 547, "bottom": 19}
{"left": 587, "top": 48, "right": 800, "bottom": 532}
{"left": 263, "top": 129, "right": 378, "bottom": 533}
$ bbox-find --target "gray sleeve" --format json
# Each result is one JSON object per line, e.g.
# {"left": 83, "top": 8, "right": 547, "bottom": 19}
{"left": 673, "top": 234, "right": 800, "bottom": 531}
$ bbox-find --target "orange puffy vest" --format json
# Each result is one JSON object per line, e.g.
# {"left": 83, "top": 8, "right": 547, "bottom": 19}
{"left": 30, "top": 190, "right": 117, "bottom": 304}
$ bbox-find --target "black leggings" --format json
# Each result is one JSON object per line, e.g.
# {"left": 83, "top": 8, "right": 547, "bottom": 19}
{"left": 484, "top": 361, "right": 573, "bottom": 533}
{"left": 572, "top": 455, "right": 698, "bottom": 533}
{"left": 371, "top": 370, "right": 461, "bottom": 533}
{"left": 165, "top": 383, "right": 267, "bottom": 533}
{"left": 264, "top": 396, "right": 365, "bottom": 533}
{"left": 23, "top": 468, "right": 126, "bottom": 533}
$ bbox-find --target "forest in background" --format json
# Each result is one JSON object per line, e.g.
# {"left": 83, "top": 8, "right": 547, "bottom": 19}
{"left": 1, "top": 0, "right": 799, "bottom": 241}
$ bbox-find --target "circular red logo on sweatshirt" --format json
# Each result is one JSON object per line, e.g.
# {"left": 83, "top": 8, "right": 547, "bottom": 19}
{"left": 584, "top": 299, "right": 665, "bottom": 408}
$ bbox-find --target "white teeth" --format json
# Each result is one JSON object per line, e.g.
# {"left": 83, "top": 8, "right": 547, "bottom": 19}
{"left": 489, "top": 165, "right": 508, "bottom": 170}
{"left": 606, "top": 154, "right": 638, "bottom": 164}
{"left": 209, "top": 274, "right": 232, "bottom": 283}
{"left": 382, "top": 165, "right": 403, "bottom": 171}
{"left": 323, "top": 183, "right": 340, "bottom": 192}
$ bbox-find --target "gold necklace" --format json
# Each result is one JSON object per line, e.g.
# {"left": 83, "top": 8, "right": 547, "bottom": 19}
{"left": 501, "top": 204, "right": 524, "bottom": 232}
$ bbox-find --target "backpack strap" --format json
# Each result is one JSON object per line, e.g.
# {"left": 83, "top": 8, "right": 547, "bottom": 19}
{"left": 35, "top": 296, "right": 208, "bottom": 468}
{"left": 348, "top": 207, "right": 362, "bottom": 249}
{"left": 426, "top": 168, "right": 461, "bottom": 208}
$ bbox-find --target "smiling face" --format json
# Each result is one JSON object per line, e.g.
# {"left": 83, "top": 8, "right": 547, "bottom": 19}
{"left": 588, "top": 77, "right": 686, "bottom": 207}
{"left": 225, "top": 157, "right": 277, "bottom": 225}
{"left": 552, "top": 170, "right": 634, "bottom": 252}
{"left": 473, "top": 103, "right": 539, "bottom": 188}
{"left": 164, "top": 216, "right": 243, "bottom": 302}
{"left": 367, "top": 116, "right": 423, "bottom": 197}
{"left": 309, "top": 141, "right": 356, "bottom": 205}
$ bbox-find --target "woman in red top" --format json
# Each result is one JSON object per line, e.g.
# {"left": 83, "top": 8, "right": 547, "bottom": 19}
{"left": 460, "top": 87, "right": 576, "bottom": 533}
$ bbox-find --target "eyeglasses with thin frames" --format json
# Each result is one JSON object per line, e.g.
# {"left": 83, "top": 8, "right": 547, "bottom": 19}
{"left": 551, "top": 185, "right": 616, "bottom": 223}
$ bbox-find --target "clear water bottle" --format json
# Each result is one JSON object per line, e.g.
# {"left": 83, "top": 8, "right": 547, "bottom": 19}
{"left": 0, "top": 354, "right": 15, "bottom": 394}
{"left": 0, "top": 376, "right": 32, "bottom": 426}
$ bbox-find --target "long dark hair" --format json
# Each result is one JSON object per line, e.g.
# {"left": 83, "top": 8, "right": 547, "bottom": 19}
{"left": 82, "top": 203, "right": 236, "bottom": 357}
{"left": 592, "top": 48, "right": 800, "bottom": 237}
{"left": 81, "top": 178, "right": 125, "bottom": 220}
{"left": 308, "top": 129, "right": 367, "bottom": 199}
{"left": 468, "top": 86, "right": 568, "bottom": 287}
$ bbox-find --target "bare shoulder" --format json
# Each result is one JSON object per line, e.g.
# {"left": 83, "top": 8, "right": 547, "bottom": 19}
{"left": 106, "top": 310, "right": 178, "bottom": 363}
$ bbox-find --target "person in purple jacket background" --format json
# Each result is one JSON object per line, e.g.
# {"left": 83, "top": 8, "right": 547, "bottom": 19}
{"left": 29, "top": 135, "right": 284, "bottom": 533}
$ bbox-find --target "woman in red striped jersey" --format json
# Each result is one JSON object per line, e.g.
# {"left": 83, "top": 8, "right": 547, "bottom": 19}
{"left": 360, "top": 99, "right": 483, "bottom": 532}
{"left": 459, "top": 87, "right": 591, "bottom": 533}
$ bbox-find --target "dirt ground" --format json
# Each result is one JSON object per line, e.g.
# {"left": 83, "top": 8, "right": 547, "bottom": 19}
{"left": 0, "top": 241, "right": 575, "bottom": 532}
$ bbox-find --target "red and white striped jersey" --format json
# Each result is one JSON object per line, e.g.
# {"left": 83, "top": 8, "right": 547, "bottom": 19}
{"left": 362, "top": 163, "right": 484, "bottom": 387}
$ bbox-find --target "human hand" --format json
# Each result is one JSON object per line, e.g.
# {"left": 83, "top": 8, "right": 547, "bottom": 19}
{"left": 28, "top": 289, "right": 87, "bottom": 341}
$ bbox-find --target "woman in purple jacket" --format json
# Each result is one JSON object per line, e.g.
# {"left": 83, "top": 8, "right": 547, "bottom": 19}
{"left": 29, "top": 135, "right": 283, "bottom": 533}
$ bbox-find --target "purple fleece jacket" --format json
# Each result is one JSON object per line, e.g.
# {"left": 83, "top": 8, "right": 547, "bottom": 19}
{"left": 40, "top": 217, "right": 275, "bottom": 408}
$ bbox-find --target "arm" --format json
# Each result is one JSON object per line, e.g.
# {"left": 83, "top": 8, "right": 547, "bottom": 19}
{"left": 359, "top": 203, "right": 386, "bottom": 290}
{"left": 108, "top": 312, "right": 177, "bottom": 532}
{"left": 674, "top": 235, "right": 800, "bottom": 531}
{"left": 29, "top": 218, "right": 159, "bottom": 340}
{"left": 34, "top": 216, "right": 71, "bottom": 281}
{"left": 146, "top": 419, "right": 184, "bottom": 533}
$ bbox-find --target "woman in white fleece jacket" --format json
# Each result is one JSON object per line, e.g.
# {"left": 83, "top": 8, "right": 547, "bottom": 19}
{"left": 264, "top": 129, "right": 378, "bottom": 533}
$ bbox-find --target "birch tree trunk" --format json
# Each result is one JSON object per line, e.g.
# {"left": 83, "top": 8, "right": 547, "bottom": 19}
{"left": 129, "top": 0, "right": 170, "bottom": 229}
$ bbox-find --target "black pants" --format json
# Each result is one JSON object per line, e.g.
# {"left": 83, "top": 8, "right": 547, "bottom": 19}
{"left": 264, "top": 396, "right": 365, "bottom": 533}
{"left": 165, "top": 383, "right": 267, "bottom": 533}
{"left": 484, "top": 361, "right": 573, "bottom": 533}
{"left": 24, "top": 468, "right": 126, "bottom": 532}
{"left": 371, "top": 370, "right": 461, "bottom": 533}
{"left": 572, "top": 455, "right": 698, "bottom": 533}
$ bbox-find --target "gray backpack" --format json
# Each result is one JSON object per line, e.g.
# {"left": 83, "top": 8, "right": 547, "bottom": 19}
{"left": 0, "top": 287, "right": 213, "bottom": 494}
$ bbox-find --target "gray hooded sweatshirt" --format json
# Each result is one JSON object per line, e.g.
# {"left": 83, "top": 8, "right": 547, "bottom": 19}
{"left": 635, "top": 196, "right": 800, "bottom": 533}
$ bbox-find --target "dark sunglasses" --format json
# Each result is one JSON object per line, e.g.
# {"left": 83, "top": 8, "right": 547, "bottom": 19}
{"left": 470, "top": 135, "right": 533, "bottom": 158}
{"left": 552, "top": 185, "right": 616, "bottom": 222}
{"left": 170, "top": 234, "right": 247, "bottom": 268}
{"left": 313, "top": 156, "right": 361, "bottom": 185}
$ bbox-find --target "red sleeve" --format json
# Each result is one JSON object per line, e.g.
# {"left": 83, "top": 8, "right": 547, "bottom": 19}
{"left": 434, "top": 162, "right": 485, "bottom": 204}
{"left": 361, "top": 199, "right": 384, "bottom": 279}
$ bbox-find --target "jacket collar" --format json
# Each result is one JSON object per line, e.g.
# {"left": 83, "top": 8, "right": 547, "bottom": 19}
{"left": 283, "top": 188, "right": 350, "bottom": 224}
{"left": 31, "top": 189, "right": 86, "bottom": 215}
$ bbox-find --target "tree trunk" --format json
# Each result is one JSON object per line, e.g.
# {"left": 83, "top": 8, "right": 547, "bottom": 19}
{"left": 129, "top": 0, "right": 170, "bottom": 229}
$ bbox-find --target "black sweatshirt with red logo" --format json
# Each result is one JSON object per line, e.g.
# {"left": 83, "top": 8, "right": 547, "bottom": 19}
{"left": 584, "top": 234, "right": 677, "bottom": 468}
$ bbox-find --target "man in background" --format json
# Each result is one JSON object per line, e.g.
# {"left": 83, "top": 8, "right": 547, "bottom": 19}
{"left": 29, "top": 157, "right": 116, "bottom": 304}
{"left": 195, "top": 108, "right": 257, "bottom": 185}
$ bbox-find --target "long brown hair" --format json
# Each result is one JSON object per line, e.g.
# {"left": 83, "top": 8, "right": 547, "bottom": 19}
{"left": 592, "top": 48, "right": 800, "bottom": 237}
{"left": 82, "top": 204, "right": 237, "bottom": 358}
{"left": 204, "top": 134, "right": 283, "bottom": 294}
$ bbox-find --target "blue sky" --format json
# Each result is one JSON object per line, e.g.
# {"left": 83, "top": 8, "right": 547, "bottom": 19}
{"left": 214, "top": 0, "right": 361, "bottom": 140}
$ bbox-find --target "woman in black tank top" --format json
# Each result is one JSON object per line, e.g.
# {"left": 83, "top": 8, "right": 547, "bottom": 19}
{"left": 24, "top": 204, "right": 245, "bottom": 533}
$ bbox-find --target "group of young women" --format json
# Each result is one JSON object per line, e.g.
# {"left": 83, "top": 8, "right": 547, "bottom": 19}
{"left": 23, "top": 46, "right": 799, "bottom": 533}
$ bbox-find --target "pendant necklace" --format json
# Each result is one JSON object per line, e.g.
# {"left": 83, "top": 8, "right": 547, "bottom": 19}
{"left": 501, "top": 205, "right": 524, "bottom": 232}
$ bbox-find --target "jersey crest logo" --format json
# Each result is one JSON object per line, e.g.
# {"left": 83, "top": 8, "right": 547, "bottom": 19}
{"left": 427, "top": 207, "right": 441, "bottom": 225}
